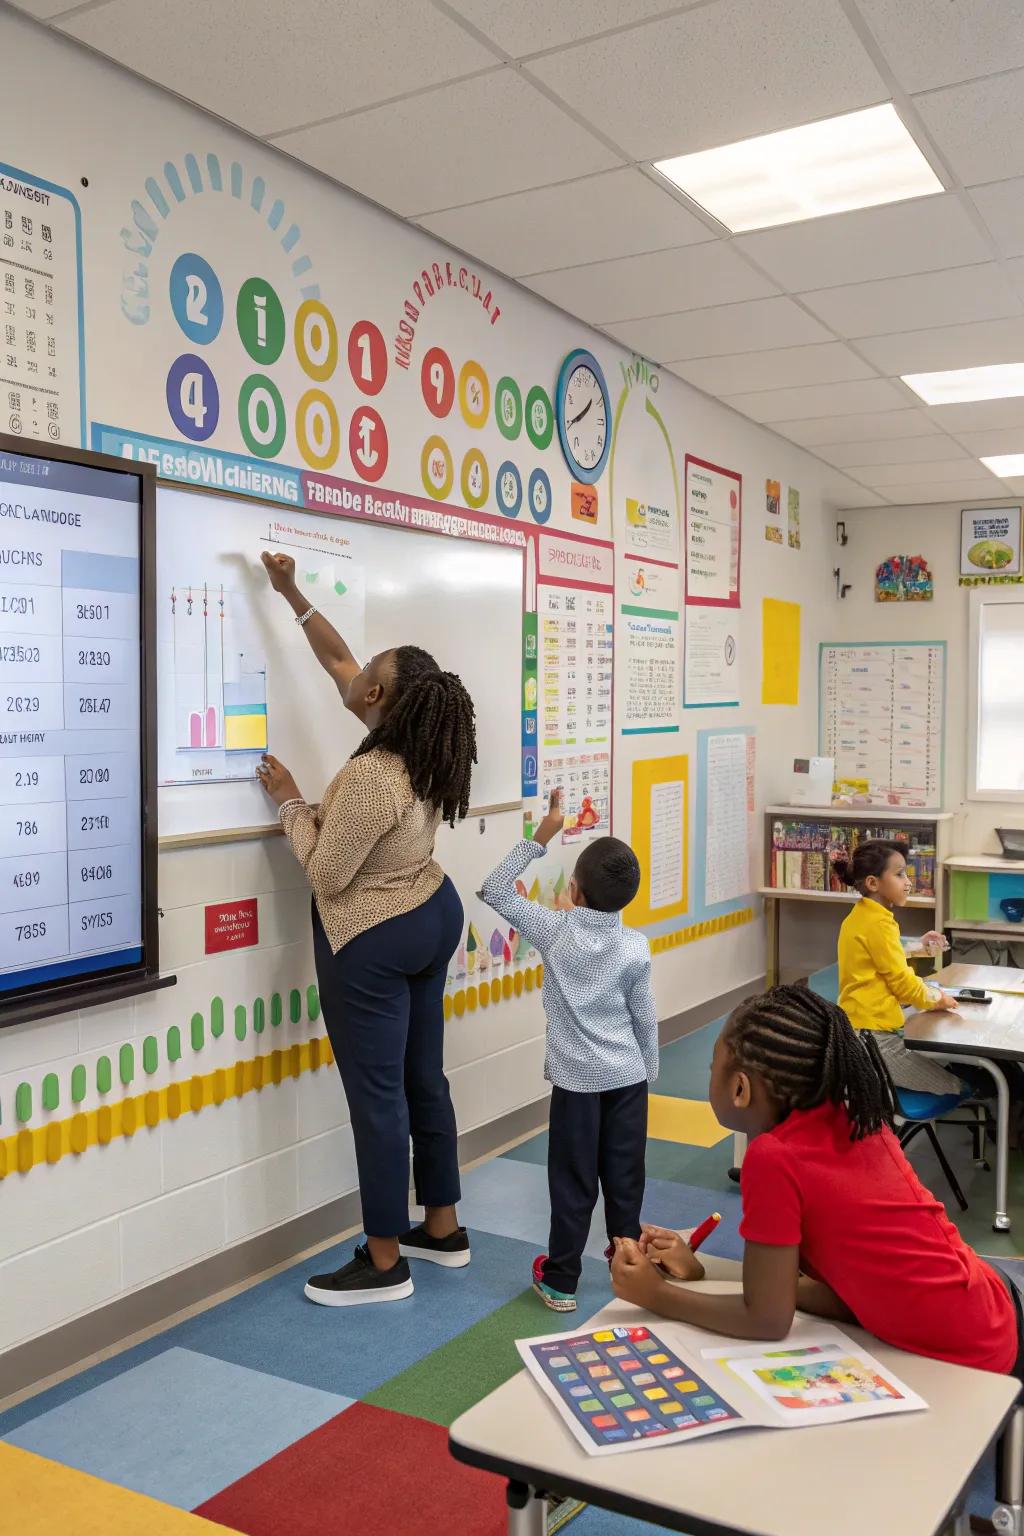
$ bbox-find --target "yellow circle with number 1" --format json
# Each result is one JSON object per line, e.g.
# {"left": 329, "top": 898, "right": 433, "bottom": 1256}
{"left": 296, "top": 389, "right": 340, "bottom": 470}
{"left": 421, "top": 435, "right": 453, "bottom": 500}
{"left": 460, "top": 448, "right": 489, "bottom": 510}
{"left": 458, "top": 360, "right": 490, "bottom": 428}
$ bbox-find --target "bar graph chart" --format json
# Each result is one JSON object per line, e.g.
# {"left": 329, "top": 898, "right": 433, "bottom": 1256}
{"left": 170, "top": 582, "right": 268, "bottom": 780}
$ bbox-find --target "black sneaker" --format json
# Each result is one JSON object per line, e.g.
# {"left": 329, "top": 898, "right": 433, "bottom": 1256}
{"left": 304, "top": 1243, "right": 414, "bottom": 1307}
{"left": 398, "top": 1222, "right": 471, "bottom": 1268}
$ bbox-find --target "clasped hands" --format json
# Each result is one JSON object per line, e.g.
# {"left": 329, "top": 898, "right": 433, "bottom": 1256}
{"left": 610, "top": 1224, "right": 704, "bottom": 1309}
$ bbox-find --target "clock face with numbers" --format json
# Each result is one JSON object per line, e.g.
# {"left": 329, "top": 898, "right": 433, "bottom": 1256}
{"left": 556, "top": 349, "right": 610, "bottom": 484}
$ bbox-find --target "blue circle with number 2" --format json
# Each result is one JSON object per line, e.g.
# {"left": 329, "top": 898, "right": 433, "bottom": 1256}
{"left": 170, "top": 252, "right": 224, "bottom": 345}
{"left": 528, "top": 468, "right": 551, "bottom": 524}
{"left": 496, "top": 460, "right": 522, "bottom": 518}
{"left": 167, "top": 353, "right": 220, "bottom": 442}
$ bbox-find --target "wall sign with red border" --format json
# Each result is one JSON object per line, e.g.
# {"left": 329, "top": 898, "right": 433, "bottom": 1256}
{"left": 205, "top": 899, "right": 259, "bottom": 954}
{"left": 684, "top": 454, "right": 742, "bottom": 609}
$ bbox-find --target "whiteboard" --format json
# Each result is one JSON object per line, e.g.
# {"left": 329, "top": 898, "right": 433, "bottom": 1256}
{"left": 156, "top": 488, "right": 522, "bottom": 835}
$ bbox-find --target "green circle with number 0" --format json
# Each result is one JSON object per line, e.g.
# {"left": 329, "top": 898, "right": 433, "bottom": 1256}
{"left": 495, "top": 376, "right": 522, "bottom": 441}
{"left": 239, "top": 373, "right": 286, "bottom": 458}
{"left": 525, "top": 385, "right": 553, "bottom": 450}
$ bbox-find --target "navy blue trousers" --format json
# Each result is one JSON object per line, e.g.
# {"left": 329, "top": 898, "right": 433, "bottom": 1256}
{"left": 312, "top": 878, "right": 464, "bottom": 1237}
{"left": 543, "top": 1080, "right": 648, "bottom": 1294}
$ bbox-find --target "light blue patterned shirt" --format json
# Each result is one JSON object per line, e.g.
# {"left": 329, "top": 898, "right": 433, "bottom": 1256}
{"left": 480, "top": 839, "right": 658, "bottom": 1093}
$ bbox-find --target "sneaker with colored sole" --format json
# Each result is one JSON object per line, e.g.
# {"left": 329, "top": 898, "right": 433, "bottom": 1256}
{"left": 532, "top": 1253, "right": 577, "bottom": 1312}
{"left": 304, "top": 1243, "right": 414, "bottom": 1307}
{"left": 399, "top": 1223, "right": 471, "bottom": 1268}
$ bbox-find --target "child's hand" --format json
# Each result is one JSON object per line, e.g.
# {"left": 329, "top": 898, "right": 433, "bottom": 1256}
{"left": 533, "top": 788, "right": 565, "bottom": 848}
{"left": 932, "top": 990, "right": 960, "bottom": 1013}
{"left": 921, "top": 930, "right": 950, "bottom": 953}
{"left": 610, "top": 1238, "right": 671, "bottom": 1309}
{"left": 638, "top": 1224, "right": 705, "bottom": 1281}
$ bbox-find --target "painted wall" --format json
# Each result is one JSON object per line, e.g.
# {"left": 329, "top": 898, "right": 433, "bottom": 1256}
{"left": 0, "top": 12, "right": 844, "bottom": 1356}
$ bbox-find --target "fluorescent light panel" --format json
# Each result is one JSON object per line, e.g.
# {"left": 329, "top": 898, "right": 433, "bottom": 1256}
{"left": 902, "top": 363, "right": 1024, "bottom": 406}
{"left": 653, "top": 104, "right": 942, "bottom": 233}
{"left": 980, "top": 453, "right": 1024, "bottom": 477}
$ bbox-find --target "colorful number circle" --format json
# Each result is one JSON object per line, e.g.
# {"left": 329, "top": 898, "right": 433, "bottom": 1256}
{"left": 167, "top": 353, "right": 219, "bottom": 441}
{"left": 422, "top": 346, "right": 454, "bottom": 418}
{"left": 421, "top": 435, "right": 453, "bottom": 500}
{"left": 236, "top": 277, "right": 284, "bottom": 364}
{"left": 239, "top": 373, "right": 286, "bottom": 458}
{"left": 525, "top": 385, "right": 554, "bottom": 450}
{"left": 348, "top": 319, "right": 387, "bottom": 395}
{"left": 496, "top": 460, "right": 522, "bottom": 518}
{"left": 459, "top": 360, "right": 490, "bottom": 429}
{"left": 495, "top": 376, "right": 522, "bottom": 440}
{"left": 528, "top": 467, "right": 552, "bottom": 524}
{"left": 294, "top": 299, "right": 338, "bottom": 382}
{"left": 349, "top": 406, "right": 389, "bottom": 483}
{"left": 169, "top": 253, "right": 223, "bottom": 346}
{"left": 296, "top": 388, "right": 340, "bottom": 470}
{"left": 461, "top": 448, "right": 489, "bottom": 510}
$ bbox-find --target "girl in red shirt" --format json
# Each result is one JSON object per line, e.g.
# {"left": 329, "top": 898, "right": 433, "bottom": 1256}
{"left": 611, "top": 985, "right": 1021, "bottom": 1377}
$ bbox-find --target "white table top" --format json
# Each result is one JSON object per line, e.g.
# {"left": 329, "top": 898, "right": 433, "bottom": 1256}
{"left": 946, "top": 854, "right": 1024, "bottom": 873}
{"left": 449, "top": 1259, "right": 1018, "bottom": 1536}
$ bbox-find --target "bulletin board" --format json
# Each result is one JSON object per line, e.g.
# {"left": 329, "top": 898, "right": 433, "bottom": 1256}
{"left": 624, "top": 755, "right": 688, "bottom": 930}
{"left": 819, "top": 641, "right": 946, "bottom": 809}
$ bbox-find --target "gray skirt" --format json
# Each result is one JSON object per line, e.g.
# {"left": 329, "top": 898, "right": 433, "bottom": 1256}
{"left": 872, "top": 1030, "right": 967, "bottom": 1096}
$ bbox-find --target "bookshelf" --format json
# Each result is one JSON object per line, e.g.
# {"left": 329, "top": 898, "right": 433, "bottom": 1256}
{"left": 760, "top": 805, "right": 953, "bottom": 987}
{"left": 943, "top": 852, "right": 1024, "bottom": 949}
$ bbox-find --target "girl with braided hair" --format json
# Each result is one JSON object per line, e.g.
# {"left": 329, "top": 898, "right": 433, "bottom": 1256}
{"left": 611, "top": 985, "right": 1022, "bottom": 1376}
{"left": 256, "top": 551, "right": 477, "bottom": 1307}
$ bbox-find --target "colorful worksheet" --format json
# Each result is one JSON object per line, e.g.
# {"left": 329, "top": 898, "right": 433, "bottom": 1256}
{"left": 520, "top": 1324, "right": 926, "bottom": 1456}
{"left": 519, "top": 1325, "right": 743, "bottom": 1456}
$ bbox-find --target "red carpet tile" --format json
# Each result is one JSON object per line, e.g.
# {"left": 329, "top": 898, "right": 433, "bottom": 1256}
{"left": 194, "top": 1402, "right": 507, "bottom": 1535}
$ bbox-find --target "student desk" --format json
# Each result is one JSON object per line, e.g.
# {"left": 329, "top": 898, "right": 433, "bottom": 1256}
{"left": 905, "top": 963, "right": 1024, "bottom": 1232}
{"left": 449, "top": 1258, "right": 1019, "bottom": 1536}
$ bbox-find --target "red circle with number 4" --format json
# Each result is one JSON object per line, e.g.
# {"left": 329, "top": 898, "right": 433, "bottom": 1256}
{"left": 347, "top": 320, "right": 387, "bottom": 395}
{"left": 348, "top": 406, "right": 388, "bottom": 482}
{"left": 421, "top": 346, "right": 454, "bottom": 418}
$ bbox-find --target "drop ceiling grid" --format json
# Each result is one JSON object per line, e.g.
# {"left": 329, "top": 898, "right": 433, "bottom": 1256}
{"left": 10, "top": 0, "right": 1024, "bottom": 503}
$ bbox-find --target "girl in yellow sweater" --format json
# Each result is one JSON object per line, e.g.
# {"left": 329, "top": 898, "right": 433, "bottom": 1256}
{"left": 836, "top": 840, "right": 964, "bottom": 1095}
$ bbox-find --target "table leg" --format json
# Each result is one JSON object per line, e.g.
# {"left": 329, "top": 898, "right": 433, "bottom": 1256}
{"left": 765, "top": 897, "right": 780, "bottom": 989}
{"left": 991, "top": 1403, "right": 1024, "bottom": 1536}
{"left": 943, "top": 1054, "right": 1011, "bottom": 1232}
{"left": 506, "top": 1481, "right": 545, "bottom": 1536}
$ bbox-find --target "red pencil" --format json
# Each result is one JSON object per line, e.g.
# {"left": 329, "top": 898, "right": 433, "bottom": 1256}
{"left": 688, "top": 1212, "right": 722, "bottom": 1253}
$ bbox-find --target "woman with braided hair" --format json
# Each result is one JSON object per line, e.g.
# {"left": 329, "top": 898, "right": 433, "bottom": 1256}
{"left": 256, "top": 551, "right": 476, "bottom": 1306}
{"left": 611, "top": 985, "right": 1023, "bottom": 1376}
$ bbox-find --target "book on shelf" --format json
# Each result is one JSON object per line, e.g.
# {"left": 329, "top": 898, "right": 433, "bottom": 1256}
{"left": 770, "top": 817, "right": 936, "bottom": 898}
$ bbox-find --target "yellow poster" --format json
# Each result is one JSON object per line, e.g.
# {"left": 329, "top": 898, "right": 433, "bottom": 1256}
{"left": 625, "top": 756, "right": 688, "bottom": 928}
{"left": 762, "top": 598, "right": 800, "bottom": 705}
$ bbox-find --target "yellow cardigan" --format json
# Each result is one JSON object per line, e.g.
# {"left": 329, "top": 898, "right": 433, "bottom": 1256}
{"left": 837, "top": 897, "right": 938, "bottom": 1033}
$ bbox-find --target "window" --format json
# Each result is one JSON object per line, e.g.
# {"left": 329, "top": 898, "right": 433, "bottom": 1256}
{"left": 970, "top": 589, "right": 1024, "bottom": 799}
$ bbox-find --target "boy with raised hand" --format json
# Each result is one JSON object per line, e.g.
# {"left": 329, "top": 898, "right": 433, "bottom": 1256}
{"left": 480, "top": 790, "right": 657, "bottom": 1311}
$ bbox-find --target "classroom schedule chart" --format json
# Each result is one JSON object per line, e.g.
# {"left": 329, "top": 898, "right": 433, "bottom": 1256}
{"left": 0, "top": 451, "right": 143, "bottom": 994}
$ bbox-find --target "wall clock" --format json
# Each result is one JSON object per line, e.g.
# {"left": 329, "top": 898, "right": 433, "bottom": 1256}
{"left": 556, "top": 348, "right": 610, "bottom": 484}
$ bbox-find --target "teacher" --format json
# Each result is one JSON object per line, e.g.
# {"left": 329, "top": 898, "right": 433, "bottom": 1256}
{"left": 257, "top": 551, "right": 477, "bottom": 1308}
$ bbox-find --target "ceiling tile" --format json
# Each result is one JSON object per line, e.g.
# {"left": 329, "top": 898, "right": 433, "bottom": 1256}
{"left": 869, "top": 480, "right": 1011, "bottom": 504}
{"left": 526, "top": 0, "right": 886, "bottom": 161}
{"left": 442, "top": 0, "right": 700, "bottom": 57}
{"left": 733, "top": 195, "right": 989, "bottom": 292}
{"left": 273, "top": 71, "right": 619, "bottom": 216}
{"left": 671, "top": 343, "right": 875, "bottom": 395}
{"left": 768, "top": 409, "right": 942, "bottom": 445}
{"left": 948, "top": 426, "right": 1024, "bottom": 457}
{"left": 1004, "top": 256, "right": 1024, "bottom": 301}
{"left": 831, "top": 486, "right": 889, "bottom": 507}
{"left": 1000, "top": 476, "right": 1024, "bottom": 497}
{"left": 605, "top": 297, "right": 831, "bottom": 361}
{"left": 854, "top": 0, "right": 1024, "bottom": 95}
{"left": 799, "top": 264, "right": 1022, "bottom": 338}
{"left": 60, "top": 0, "right": 497, "bottom": 137}
{"left": 7, "top": 0, "right": 69, "bottom": 16}
{"left": 817, "top": 435, "right": 969, "bottom": 469}
{"left": 856, "top": 317, "right": 1024, "bottom": 375}
{"left": 971, "top": 178, "right": 1024, "bottom": 259}
{"left": 926, "top": 397, "right": 1024, "bottom": 431}
{"left": 915, "top": 70, "right": 1024, "bottom": 187}
{"left": 722, "top": 378, "right": 908, "bottom": 424}
{"left": 850, "top": 458, "right": 998, "bottom": 488}
{"left": 416, "top": 169, "right": 710, "bottom": 277}
{"left": 524, "top": 243, "right": 776, "bottom": 326}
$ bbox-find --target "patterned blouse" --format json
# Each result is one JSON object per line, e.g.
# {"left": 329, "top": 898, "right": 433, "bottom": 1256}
{"left": 279, "top": 746, "right": 442, "bottom": 955}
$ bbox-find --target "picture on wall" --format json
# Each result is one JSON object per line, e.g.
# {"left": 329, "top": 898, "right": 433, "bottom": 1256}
{"left": 960, "top": 506, "right": 1023, "bottom": 585}
{"left": 874, "top": 554, "right": 933, "bottom": 602}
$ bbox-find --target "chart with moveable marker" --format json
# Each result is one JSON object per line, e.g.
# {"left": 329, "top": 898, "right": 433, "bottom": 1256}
{"left": 0, "top": 447, "right": 145, "bottom": 998}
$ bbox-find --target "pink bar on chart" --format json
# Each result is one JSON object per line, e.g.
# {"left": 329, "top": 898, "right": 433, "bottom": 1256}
{"left": 205, "top": 707, "right": 217, "bottom": 748}
{"left": 189, "top": 712, "right": 202, "bottom": 747}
